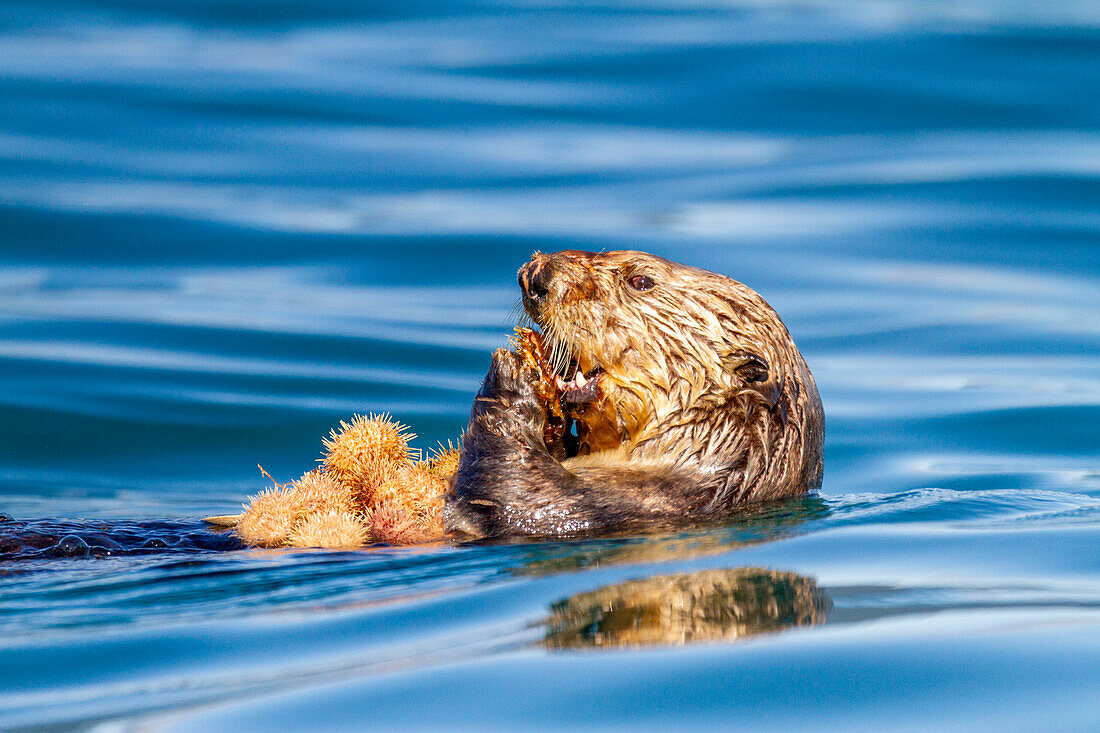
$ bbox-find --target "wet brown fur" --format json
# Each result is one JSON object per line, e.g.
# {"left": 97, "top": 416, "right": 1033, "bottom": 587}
{"left": 444, "top": 250, "right": 824, "bottom": 538}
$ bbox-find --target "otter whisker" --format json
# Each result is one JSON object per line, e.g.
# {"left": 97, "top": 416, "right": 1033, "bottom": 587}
{"left": 505, "top": 298, "right": 530, "bottom": 330}
{"left": 543, "top": 314, "right": 576, "bottom": 378}
{"left": 552, "top": 343, "right": 571, "bottom": 378}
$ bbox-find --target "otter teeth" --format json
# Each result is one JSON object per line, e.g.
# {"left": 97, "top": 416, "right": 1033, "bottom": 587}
{"left": 556, "top": 367, "right": 600, "bottom": 394}
{"left": 555, "top": 368, "right": 587, "bottom": 392}
{"left": 559, "top": 366, "right": 603, "bottom": 406}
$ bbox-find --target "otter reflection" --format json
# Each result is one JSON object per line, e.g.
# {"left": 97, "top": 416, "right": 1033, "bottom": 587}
{"left": 544, "top": 567, "right": 827, "bottom": 649}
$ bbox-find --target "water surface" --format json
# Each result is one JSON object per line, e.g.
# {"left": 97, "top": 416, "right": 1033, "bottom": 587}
{"left": 1, "top": 1, "right": 1098, "bottom": 730}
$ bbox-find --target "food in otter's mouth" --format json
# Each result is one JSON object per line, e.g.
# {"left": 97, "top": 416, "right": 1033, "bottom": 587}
{"left": 513, "top": 328, "right": 604, "bottom": 409}
{"left": 511, "top": 327, "right": 609, "bottom": 458}
{"left": 512, "top": 327, "right": 571, "bottom": 457}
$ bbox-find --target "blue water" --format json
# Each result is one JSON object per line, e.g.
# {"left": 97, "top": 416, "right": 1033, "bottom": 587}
{"left": 2, "top": 0, "right": 1099, "bottom": 729}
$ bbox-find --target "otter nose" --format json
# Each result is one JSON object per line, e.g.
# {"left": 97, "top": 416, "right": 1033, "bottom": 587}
{"left": 519, "top": 258, "right": 554, "bottom": 303}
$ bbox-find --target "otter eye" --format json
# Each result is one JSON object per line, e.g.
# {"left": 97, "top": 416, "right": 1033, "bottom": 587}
{"left": 629, "top": 275, "right": 655, "bottom": 291}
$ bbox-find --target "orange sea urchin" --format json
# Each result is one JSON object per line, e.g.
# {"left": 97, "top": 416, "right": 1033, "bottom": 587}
{"left": 236, "top": 488, "right": 302, "bottom": 548}
{"left": 423, "top": 442, "right": 461, "bottom": 482}
{"left": 288, "top": 510, "right": 371, "bottom": 549}
{"left": 321, "top": 413, "right": 416, "bottom": 500}
{"left": 372, "top": 465, "right": 447, "bottom": 536}
{"left": 292, "top": 469, "right": 358, "bottom": 516}
{"left": 222, "top": 413, "right": 454, "bottom": 549}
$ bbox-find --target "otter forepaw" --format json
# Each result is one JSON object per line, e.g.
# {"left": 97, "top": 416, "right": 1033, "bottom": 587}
{"left": 471, "top": 347, "right": 547, "bottom": 446}
{"left": 478, "top": 348, "right": 541, "bottom": 402}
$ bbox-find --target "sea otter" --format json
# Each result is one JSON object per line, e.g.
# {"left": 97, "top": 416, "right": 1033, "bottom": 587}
{"left": 444, "top": 250, "right": 824, "bottom": 538}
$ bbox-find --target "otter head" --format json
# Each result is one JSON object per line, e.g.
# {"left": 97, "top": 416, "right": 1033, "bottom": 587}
{"left": 519, "top": 250, "right": 822, "bottom": 490}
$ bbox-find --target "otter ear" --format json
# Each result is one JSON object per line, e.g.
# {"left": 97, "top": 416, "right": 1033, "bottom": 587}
{"left": 733, "top": 354, "right": 769, "bottom": 384}
{"left": 726, "top": 353, "right": 781, "bottom": 409}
